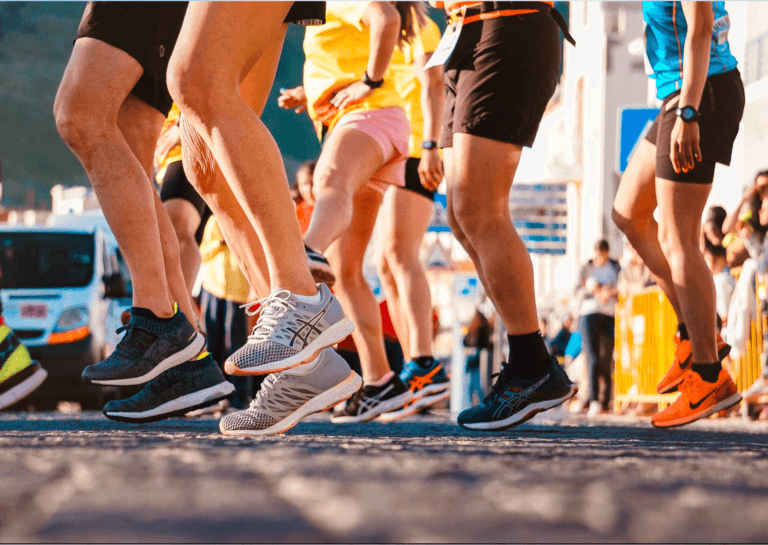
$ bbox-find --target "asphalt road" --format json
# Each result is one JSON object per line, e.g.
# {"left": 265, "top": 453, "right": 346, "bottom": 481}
{"left": 2, "top": 409, "right": 768, "bottom": 543}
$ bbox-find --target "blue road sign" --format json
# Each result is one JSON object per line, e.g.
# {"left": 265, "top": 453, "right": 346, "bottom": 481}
{"left": 617, "top": 107, "right": 659, "bottom": 174}
{"left": 428, "top": 193, "right": 451, "bottom": 233}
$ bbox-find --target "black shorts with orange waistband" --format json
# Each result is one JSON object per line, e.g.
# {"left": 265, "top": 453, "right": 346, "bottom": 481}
{"left": 441, "top": 3, "right": 569, "bottom": 149}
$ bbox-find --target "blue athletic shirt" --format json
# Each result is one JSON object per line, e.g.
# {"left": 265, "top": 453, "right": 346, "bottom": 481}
{"left": 643, "top": 1, "right": 738, "bottom": 99}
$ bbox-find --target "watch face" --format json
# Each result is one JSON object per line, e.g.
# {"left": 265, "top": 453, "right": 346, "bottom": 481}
{"left": 681, "top": 106, "right": 696, "bottom": 121}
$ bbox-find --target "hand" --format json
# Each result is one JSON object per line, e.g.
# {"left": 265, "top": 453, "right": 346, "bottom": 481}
{"left": 418, "top": 148, "right": 443, "bottom": 191}
{"left": 329, "top": 81, "right": 375, "bottom": 112}
{"left": 277, "top": 86, "right": 308, "bottom": 114}
{"left": 670, "top": 117, "right": 702, "bottom": 174}
{"left": 154, "top": 124, "right": 181, "bottom": 166}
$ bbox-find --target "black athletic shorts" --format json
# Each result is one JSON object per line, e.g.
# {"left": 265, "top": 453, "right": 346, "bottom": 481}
{"left": 402, "top": 157, "right": 436, "bottom": 201}
{"left": 285, "top": 1, "right": 326, "bottom": 26}
{"left": 441, "top": 7, "right": 561, "bottom": 149}
{"left": 75, "top": 2, "right": 188, "bottom": 116}
{"left": 644, "top": 68, "right": 745, "bottom": 184}
{"left": 159, "top": 161, "right": 212, "bottom": 245}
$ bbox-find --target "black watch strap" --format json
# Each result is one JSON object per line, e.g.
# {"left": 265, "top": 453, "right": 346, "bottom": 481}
{"left": 362, "top": 71, "right": 384, "bottom": 89}
{"left": 675, "top": 105, "right": 701, "bottom": 122}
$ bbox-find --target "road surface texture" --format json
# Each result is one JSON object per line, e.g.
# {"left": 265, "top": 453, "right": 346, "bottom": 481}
{"left": 1, "top": 409, "right": 767, "bottom": 543}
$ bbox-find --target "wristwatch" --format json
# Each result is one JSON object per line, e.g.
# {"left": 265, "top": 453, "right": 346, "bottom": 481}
{"left": 362, "top": 71, "right": 384, "bottom": 89}
{"left": 675, "top": 105, "right": 701, "bottom": 123}
{"left": 421, "top": 140, "right": 438, "bottom": 150}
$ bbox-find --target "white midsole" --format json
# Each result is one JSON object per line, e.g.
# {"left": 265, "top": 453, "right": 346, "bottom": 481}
{"left": 462, "top": 386, "right": 577, "bottom": 430}
{"left": 0, "top": 366, "right": 48, "bottom": 410}
{"left": 230, "top": 317, "right": 356, "bottom": 375}
{"left": 378, "top": 390, "right": 451, "bottom": 423}
{"left": 220, "top": 371, "right": 363, "bottom": 436}
{"left": 106, "top": 381, "right": 235, "bottom": 419}
{"left": 331, "top": 389, "right": 415, "bottom": 424}
{"left": 92, "top": 332, "right": 206, "bottom": 386}
{"left": 412, "top": 381, "right": 450, "bottom": 399}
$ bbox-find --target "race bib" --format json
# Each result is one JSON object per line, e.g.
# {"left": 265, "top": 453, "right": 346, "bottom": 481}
{"left": 424, "top": 11, "right": 465, "bottom": 70}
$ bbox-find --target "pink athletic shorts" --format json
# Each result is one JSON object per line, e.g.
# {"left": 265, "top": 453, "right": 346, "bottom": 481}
{"left": 333, "top": 107, "right": 410, "bottom": 194}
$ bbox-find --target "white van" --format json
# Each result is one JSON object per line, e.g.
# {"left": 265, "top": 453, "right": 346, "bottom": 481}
{"left": 0, "top": 211, "right": 131, "bottom": 406}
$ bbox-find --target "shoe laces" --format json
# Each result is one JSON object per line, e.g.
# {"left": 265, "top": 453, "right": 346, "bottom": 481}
{"left": 243, "top": 290, "right": 298, "bottom": 342}
{"left": 113, "top": 324, "right": 157, "bottom": 358}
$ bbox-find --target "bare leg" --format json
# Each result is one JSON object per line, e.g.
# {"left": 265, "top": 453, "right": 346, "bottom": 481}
{"left": 54, "top": 38, "right": 173, "bottom": 318}
{"left": 656, "top": 179, "right": 718, "bottom": 363}
{"left": 162, "top": 198, "right": 202, "bottom": 293}
{"left": 612, "top": 139, "right": 684, "bottom": 319}
{"left": 444, "top": 134, "right": 536, "bottom": 335}
{"left": 375, "top": 186, "right": 434, "bottom": 359}
{"left": 303, "top": 128, "right": 384, "bottom": 254}
{"left": 326, "top": 187, "right": 389, "bottom": 383}
{"left": 116, "top": 96, "right": 200, "bottom": 329}
{"left": 178, "top": 20, "right": 289, "bottom": 300}
{"left": 168, "top": 2, "right": 315, "bottom": 295}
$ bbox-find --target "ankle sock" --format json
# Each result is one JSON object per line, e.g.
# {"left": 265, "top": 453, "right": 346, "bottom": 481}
{"left": 131, "top": 306, "right": 175, "bottom": 323}
{"left": 414, "top": 356, "right": 434, "bottom": 368}
{"left": 692, "top": 361, "right": 722, "bottom": 383}
{"left": 677, "top": 323, "right": 689, "bottom": 341}
{"left": 506, "top": 331, "right": 550, "bottom": 380}
{"left": 291, "top": 290, "right": 322, "bottom": 304}
{"left": 366, "top": 371, "right": 394, "bottom": 387}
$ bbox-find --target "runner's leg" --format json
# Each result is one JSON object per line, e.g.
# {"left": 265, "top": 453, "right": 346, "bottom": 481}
{"left": 168, "top": 1, "right": 316, "bottom": 296}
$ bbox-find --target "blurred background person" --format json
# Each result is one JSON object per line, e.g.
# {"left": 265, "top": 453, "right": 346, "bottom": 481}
{"left": 576, "top": 239, "right": 620, "bottom": 417}
{"left": 549, "top": 313, "right": 573, "bottom": 361}
{"left": 463, "top": 308, "right": 494, "bottom": 406}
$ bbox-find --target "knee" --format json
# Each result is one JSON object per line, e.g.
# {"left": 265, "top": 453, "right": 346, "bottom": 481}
{"left": 452, "top": 198, "right": 501, "bottom": 242}
{"left": 167, "top": 57, "right": 228, "bottom": 124}
{"left": 53, "top": 92, "right": 104, "bottom": 155}
{"left": 375, "top": 251, "right": 395, "bottom": 283}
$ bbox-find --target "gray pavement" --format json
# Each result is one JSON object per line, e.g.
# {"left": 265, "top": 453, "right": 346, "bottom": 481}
{"left": 1, "top": 409, "right": 768, "bottom": 543}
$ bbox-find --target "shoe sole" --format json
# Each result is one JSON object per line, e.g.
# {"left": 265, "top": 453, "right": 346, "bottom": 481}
{"left": 87, "top": 332, "right": 206, "bottom": 386}
{"left": 651, "top": 392, "right": 743, "bottom": 428}
{"left": 104, "top": 380, "right": 236, "bottom": 423}
{"left": 657, "top": 343, "right": 731, "bottom": 395}
{"left": 224, "top": 317, "right": 355, "bottom": 376}
{"left": 0, "top": 364, "right": 48, "bottom": 410}
{"left": 378, "top": 390, "right": 451, "bottom": 423}
{"left": 410, "top": 381, "right": 450, "bottom": 400}
{"left": 459, "top": 385, "right": 579, "bottom": 431}
{"left": 330, "top": 389, "right": 415, "bottom": 424}
{"left": 220, "top": 371, "right": 363, "bottom": 436}
{"left": 308, "top": 261, "right": 336, "bottom": 288}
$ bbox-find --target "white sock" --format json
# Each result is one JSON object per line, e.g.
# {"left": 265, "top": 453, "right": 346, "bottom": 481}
{"left": 366, "top": 371, "right": 394, "bottom": 387}
{"left": 290, "top": 289, "right": 322, "bottom": 304}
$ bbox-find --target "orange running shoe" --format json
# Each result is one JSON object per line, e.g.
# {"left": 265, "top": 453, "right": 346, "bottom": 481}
{"left": 656, "top": 332, "right": 731, "bottom": 394}
{"left": 651, "top": 368, "right": 741, "bottom": 428}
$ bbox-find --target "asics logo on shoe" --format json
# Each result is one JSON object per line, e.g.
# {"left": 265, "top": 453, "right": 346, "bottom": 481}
{"left": 287, "top": 300, "right": 331, "bottom": 349}
{"left": 357, "top": 385, "right": 393, "bottom": 414}
{"left": 689, "top": 389, "right": 716, "bottom": 410}
{"left": 492, "top": 373, "right": 549, "bottom": 421}
{"left": 408, "top": 365, "right": 442, "bottom": 391}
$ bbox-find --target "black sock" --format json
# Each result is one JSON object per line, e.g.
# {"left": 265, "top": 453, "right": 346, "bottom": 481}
{"left": 677, "top": 323, "right": 689, "bottom": 341}
{"left": 131, "top": 306, "right": 175, "bottom": 323}
{"left": 506, "top": 331, "right": 550, "bottom": 380}
{"left": 414, "top": 356, "right": 434, "bottom": 368}
{"left": 692, "top": 361, "right": 722, "bottom": 383}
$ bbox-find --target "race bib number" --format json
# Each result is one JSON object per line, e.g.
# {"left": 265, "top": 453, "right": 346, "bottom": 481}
{"left": 424, "top": 13, "right": 464, "bottom": 70}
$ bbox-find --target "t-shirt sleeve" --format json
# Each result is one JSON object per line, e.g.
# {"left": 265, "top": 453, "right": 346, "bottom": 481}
{"left": 329, "top": 2, "right": 372, "bottom": 32}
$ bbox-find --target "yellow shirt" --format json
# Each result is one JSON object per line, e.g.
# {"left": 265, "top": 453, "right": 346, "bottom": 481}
{"left": 154, "top": 103, "right": 182, "bottom": 184}
{"left": 390, "top": 18, "right": 442, "bottom": 158}
{"left": 199, "top": 216, "right": 250, "bottom": 304}
{"left": 303, "top": 2, "right": 405, "bottom": 135}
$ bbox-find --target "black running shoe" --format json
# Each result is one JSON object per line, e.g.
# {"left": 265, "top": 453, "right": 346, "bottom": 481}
{"left": 102, "top": 352, "right": 234, "bottom": 423}
{"left": 331, "top": 374, "right": 413, "bottom": 423}
{"left": 457, "top": 357, "right": 577, "bottom": 431}
{"left": 305, "top": 245, "right": 336, "bottom": 287}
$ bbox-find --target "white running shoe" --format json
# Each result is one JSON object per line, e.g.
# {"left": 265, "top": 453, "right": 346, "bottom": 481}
{"left": 224, "top": 283, "right": 354, "bottom": 376}
{"left": 219, "top": 348, "right": 361, "bottom": 436}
